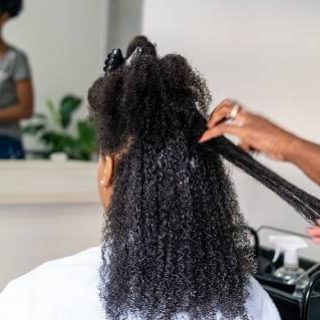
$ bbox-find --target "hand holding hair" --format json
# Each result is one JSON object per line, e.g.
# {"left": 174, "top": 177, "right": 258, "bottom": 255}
{"left": 199, "top": 99, "right": 320, "bottom": 185}
{"left": 197, "top": 99, "right": 320, "bottom": 225}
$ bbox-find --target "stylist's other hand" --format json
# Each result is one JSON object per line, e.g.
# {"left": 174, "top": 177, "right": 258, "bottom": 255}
{"left": 307, "top": 222, "right": 320, "bottom": 244}
{"left": 199, "top": 99, "right": 298, "bottom": 161}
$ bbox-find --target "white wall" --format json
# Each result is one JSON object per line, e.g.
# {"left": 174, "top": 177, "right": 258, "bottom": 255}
{"left": 0, "top": 160, "right": 102, "bottom": 290}
{"left": 4, "top": 0, "right": 108, "bottom": 120}
{"left": 107, "top": 0, "right": 143, "bottom": 52}
{"left": 143, "top": 0, "right": 320, "bottom": 258}
{"left": 0, "top": 203, "right": 102, "bottom": 290}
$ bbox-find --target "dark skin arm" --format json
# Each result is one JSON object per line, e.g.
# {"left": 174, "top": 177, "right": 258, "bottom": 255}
{"left": 0, "top": 79, "right": 34, "bottom": 122}
{"left": 199, "top": 99, "right": 320, "bottom": 185}
{"left": 199, "top": 98, "right": 320, "bottom": 243}
{"left": 287, "top": 139, "right": 320, "bottom": 187}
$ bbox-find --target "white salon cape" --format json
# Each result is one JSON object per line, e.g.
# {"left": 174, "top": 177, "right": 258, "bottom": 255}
{"left": 0, "top": 247, "right": 281, "bottom": 320}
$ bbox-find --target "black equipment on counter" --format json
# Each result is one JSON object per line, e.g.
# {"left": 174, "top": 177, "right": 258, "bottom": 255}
{"left": 249, "top": 226, "right": 320, "bottom": 320}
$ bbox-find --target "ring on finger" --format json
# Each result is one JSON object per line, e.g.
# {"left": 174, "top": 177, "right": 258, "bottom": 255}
{"left": 230, "top": 104, "right": 241, "bottom": 120}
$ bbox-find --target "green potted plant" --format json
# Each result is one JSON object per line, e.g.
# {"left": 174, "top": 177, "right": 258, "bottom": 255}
{"left": 23, "top": 95, "right": 96, "bottom": 161}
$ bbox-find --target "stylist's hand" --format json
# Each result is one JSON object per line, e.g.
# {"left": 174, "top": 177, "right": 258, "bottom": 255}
{"left": 199, "top": 99, "right": 298, "bottom": 161}
{"left": 308, "top": 222, "right": 320, "bottom": 244}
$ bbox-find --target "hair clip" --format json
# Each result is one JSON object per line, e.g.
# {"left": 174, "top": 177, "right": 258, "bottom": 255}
{"left": 103, "top": 48, "right": 124, "bottom": 73}
{"left": 126, "top": 47, "right": 143, "bottom": 66}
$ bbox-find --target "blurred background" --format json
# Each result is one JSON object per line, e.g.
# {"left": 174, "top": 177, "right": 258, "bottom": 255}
{"left": 0, "top": 0, "right": 319, "bottom": 290}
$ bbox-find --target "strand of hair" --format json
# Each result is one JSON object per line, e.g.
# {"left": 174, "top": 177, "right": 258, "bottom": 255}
{"left": 204, "top": 137, "right": 320, "bottom": 224}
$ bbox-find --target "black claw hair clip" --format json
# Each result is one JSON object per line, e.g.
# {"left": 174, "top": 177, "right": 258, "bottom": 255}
{"left": 103, "top": 47, "right": 143, "bottom": 74}
{"left": 103, "top": 48, "right": 124, "bottom": 73}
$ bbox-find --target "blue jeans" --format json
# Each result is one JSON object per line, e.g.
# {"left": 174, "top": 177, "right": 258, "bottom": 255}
{"left": 0, "top": 135, "right": 25, "bottom": 159}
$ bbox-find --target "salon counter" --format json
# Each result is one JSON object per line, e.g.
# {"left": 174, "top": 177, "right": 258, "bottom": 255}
{"left": 0, "top": 160, "right": 99, "bottom": 205}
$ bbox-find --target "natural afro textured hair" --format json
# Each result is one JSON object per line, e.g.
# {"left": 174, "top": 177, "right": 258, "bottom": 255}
{"left": 89, "top": 34, "right": 320, "bottom": 320}
{"left": 89, "top": 35, "right": 254, "bottom": 320}
{"left": 0, "top": 0, "right": 22, "bottom": 17}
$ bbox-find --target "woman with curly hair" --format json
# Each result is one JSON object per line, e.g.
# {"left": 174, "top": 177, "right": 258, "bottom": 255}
{"left": 0, "top": 35, "right": 281, "bottom": 319}
{"left": 0, "top": 0, "right": 33, "bottom": 158}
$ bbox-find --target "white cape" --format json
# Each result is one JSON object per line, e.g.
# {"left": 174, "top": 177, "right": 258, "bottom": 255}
{"left": 0, "top": 247, "right": 281, "bottom": 320}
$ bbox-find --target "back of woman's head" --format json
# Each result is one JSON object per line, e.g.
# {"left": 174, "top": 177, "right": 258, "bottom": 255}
{"left": 89, "top": 35, "right": 254, "bottom": 320}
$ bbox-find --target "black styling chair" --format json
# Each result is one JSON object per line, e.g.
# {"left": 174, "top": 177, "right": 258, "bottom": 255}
{"left": 248, "top": 226, "right": 320, "bottom": 320}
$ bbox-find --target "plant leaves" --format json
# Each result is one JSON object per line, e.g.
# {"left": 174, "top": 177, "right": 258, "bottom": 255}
{"left": 33, "top": 113, "right": 47, "bottom": 120}
{"left": 23, "top": 95, "right": 96, "bottom": 161}
{"left": 40, "top": 131, "right": 77, "bottom": 155}
{"left": 23, "top": 123, "right": 46, "bottom": 135}
{"left": 59, "top": 95, "right": 82, "bottom": 129}
{"left": 75, "top": 120, "right": 96, "bottom": 160}
{"left": 77, "top": 120, "right": 95, "bottom": 146}
{"left": 46, "top": 99, "right": 61, "bottom": 127}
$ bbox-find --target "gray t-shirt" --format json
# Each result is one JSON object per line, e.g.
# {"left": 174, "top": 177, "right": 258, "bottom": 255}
{"left": 0, "top": 46, "right": 31, "bottom": 140}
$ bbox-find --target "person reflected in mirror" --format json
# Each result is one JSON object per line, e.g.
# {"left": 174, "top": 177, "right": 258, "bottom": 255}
{"left": 0, "top": 0, "right": 33, "bottom": 159}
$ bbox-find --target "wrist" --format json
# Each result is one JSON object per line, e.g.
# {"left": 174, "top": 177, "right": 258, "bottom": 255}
{"left": 281, "top": 134, "right": 303, "bottom": 163}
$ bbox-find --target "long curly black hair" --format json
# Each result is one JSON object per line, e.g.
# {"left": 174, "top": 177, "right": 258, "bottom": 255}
{"left": 89, "top": 35, "right": 254, "bottom": 320}
{"left": 89, "top": 35, "right": 320, "bottom": 320}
